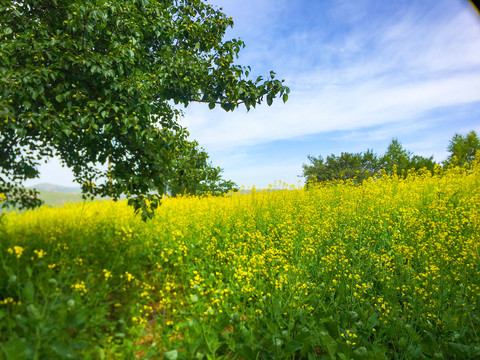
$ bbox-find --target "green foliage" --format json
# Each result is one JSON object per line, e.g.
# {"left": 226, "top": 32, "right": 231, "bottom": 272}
{"left": 444, "top": 130, "right": 480, "bottom": 167}
{"left": 379, "top": 139, "right": 436, "bottom": 176}
{"left": 0, "top": 0, "right": 289, "bottom": 219}
{"left": 166, "top": 141, "right": 238, "bottom": 197}
{"left": 303, "top": 139, "right": 437, "bottom": 184}
{"left": 302, "top": 150, "right": 380, "bottom": 185}
{"left": 194, "top": 167, "right": 238, "bottom": 196}
{"left": 409, "top": 154, "right": 436, "bottom": 173}
{"left": 0, "top": 184, "right": 43, "bottom": 211}
{"left": 378, "top": 139, "right": 412, "bottom": 176}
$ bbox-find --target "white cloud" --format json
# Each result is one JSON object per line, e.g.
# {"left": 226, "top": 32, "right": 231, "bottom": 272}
{"left": 183, "top": 2, "right": 480, "bottom": 154}
{"left": 183, "top": 72, "right": 480, "bottom": 150}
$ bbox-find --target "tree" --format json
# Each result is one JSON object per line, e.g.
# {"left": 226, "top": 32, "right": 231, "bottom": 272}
{"left": 302, "top": 150, "right": 379, "bottom": 184}
{"left": 409, "top": 154, "right": 436, "bottom": 173}
{"left": 166, "top": 137, "right": 238, "bottom": 197}
{"left": 197, "top": 170, "right": 238, "bottom": 195}
{"left": 0, "top": 0, "right": 289, "bottom": 219}
{"left": 379, "top": 139, "right": 411, "bottom": 176}
{"left": 301, "top": 139, "right": 439, "bottom": 185}
{"left": 174, "top": 165, "right": 238, "bottom": 196}
{"left": 379, "top": 139, "right": 437, "bottom": 176}
{"left": 444, "top": 130, "right": 480, "bottom": 167}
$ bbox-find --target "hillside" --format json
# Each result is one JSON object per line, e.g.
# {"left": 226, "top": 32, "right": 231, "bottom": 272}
{"left": 30, "top": 183, "right": 81, "bottom": 193}
{"left": 36, "top": 190, "right": 85, "bottom": 207}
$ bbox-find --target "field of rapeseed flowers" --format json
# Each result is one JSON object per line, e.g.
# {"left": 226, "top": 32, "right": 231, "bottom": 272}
{"left": 1, "top": 163, "right": 479, "bottom": 359}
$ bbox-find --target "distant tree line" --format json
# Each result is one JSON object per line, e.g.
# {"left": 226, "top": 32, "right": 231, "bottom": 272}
{"left": 302, "top": 130, "right": 480, "bottom": 184}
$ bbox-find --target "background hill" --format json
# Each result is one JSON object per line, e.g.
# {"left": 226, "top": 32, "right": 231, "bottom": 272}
{"left": 25, "top": 183, "right": 84, "bottom": 207}
{"left": 31, "top": 183, "right": 81, "bottom": 193}
{"left": 35, "top": 190, "right": 85, "bottom": 207}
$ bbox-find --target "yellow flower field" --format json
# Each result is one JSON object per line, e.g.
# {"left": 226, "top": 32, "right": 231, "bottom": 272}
{"left": 1, "top": 164, "right": 479, "bottom": 359}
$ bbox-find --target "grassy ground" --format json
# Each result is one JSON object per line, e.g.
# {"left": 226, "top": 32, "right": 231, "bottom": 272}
{"left": 36, "top": 190, "right": 85, "bottom": 207}
{"left": 1, "top": 164, "right": 479, "bottom": 359}
{"left": 2, "top": 190, "right": 86, "bottom": 213}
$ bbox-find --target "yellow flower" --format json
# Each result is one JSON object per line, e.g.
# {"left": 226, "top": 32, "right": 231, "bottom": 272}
{"left": 7, "top": 246, "right": 24, "bottom": 258}
{"left": 103, "top": 269, "right": 112, "bottom": 281}
{"left": 71, "top": 281, "right": 87, "bottom": 295}
{"left": 34, "top": 249, "right": 46, "bottom": 259}
{"left": 121, "top": 271, "right": 134, "bottom": 282}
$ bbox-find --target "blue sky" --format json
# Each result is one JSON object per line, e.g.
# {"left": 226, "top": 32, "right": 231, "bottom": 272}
{"left": 27, "top": 0, "right": 480, "bottom": 189}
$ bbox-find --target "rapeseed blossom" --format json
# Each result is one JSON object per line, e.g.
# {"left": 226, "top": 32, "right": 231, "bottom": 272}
{"left": 103, "top": 269, "right": 112, "bottom": 281}
{"left": 0, "top": 162, "right": 479, "bottom": 358}
{"left": 33, "top": 249, "right": 46, "bottom": 259}
{"left": 7, "top": 246, "right": 24, "bottom": 258}
{"left": 71, "top": 281, "right": 87, "bottom": 296}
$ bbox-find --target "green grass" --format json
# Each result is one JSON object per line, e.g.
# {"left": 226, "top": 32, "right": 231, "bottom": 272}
{"left": 3, "top": 191, "right": 100, "bottom": 213}
{"left": 36, "top": 190, "right": 85, "bottom": 207}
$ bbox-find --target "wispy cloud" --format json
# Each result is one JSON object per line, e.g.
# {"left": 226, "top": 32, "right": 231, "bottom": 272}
{"left": 184, "top": 1, "right": 480, "bottom": 155}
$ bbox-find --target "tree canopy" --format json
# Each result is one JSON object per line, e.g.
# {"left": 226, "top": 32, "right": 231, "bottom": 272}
{"left": 165, "top": 136, "right": 238, "bottom": 197}
{"left": 303, "top": 131, "right": 480, "bottom": 186}
{"left": 0, "top": 0, "right": 289, "bottom": 219}
{"left": 302, "top": 138, "right": 437, "bottom": 184}
{"left": 302, "top": 150, "right": 380, "bottom": 184}
{"left": 444, "top": 130, "right": 480, "bottom": 167}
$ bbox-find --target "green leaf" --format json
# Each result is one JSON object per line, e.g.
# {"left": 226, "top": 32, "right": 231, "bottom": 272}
{"left": 23, "top": 281, "right": 35, "bottom": 302}
{"left": 51, "top": 342, "right": 77, "bottom": 359}
{"left": 69, "top": 312, "right": 88, "bottom": 327}
{"left": 1, "top": 337, "right": 27, "bottom": 360}
{"left": 92, "top": 346, "right": 105, "bottom": 360}
{"left": 208, "top": 102, "right": 215, "bottom": 110}
{"left": 323, "top": 320, "right": 339, "bottom": 338}
{"left": 26, "top": 304, "right": 42, "bottom": 320}
{"left": 26, "top": 265, "right": 32, "bottom": 277}
{"left": 238, "top": 345, "right": 256, "bottom": 359}
{"left": 164, "top": 350, "right": 178, "bottom": 360}
{"left": 284, "top": 341, "right": 303, "bottom": 354}
{"left": 353, "top": 347, "right": 369, "bottom": 359}
{"left": 319, "top": 332, "right": 337, "bottom": 360}
{"left": 447, "top": 342, "right": 472, "bottom": 357}
{"left": 282, "top": 93, "right": 288, "bottom": 103}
